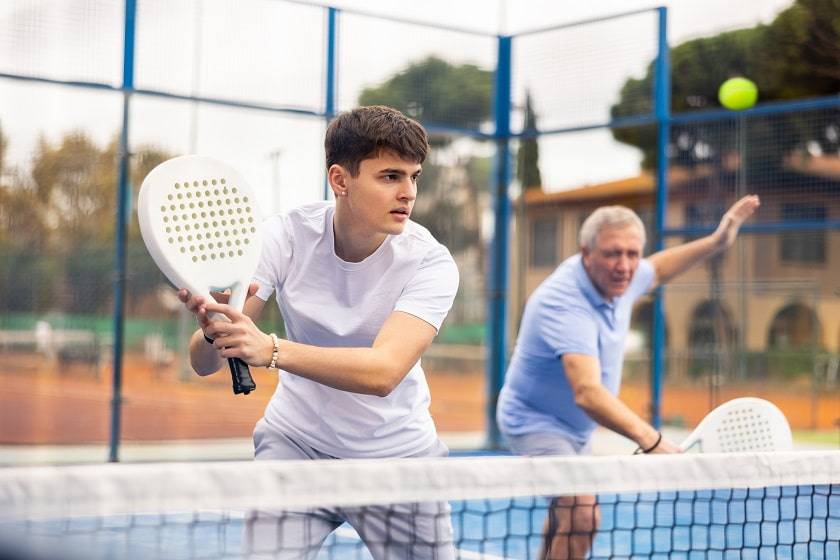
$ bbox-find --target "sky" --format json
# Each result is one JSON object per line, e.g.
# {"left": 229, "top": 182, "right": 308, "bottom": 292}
{"left": 323, "top": 0, "right": 791, "bottom": 40}
{"left": 322, "top": 0, "right": 793, "bottom": 194}
{"left": 0, "top": 0, "right": 795, "bottom": 213}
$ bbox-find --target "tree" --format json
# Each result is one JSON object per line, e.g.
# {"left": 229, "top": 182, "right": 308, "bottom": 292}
{"left": 0, "top": 173, "right": 55, "bottom": 312}
{"left": 31, "top": 132, "right": 118, "bottom": 244}
{"left": 0, "top": 130, "right": 172, "bottom": 314}
{"left": 767, "top": 0, "right": 840, "bottom": 97}
{"left": 358, "top": 56, "right": 492, "bottom": 133}
{"left": 0, "top": 125, "right": 57, "bottom": 312}
{"left": 517, "top": 91, "right": 542, "bottom": 190}
{"left": 358, "top": 57, "right": 494, "bottom": 253}
{"left": 611, "top": 0, "right": 840, "bottom": 171}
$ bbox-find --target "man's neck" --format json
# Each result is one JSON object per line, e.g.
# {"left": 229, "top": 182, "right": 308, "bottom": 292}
{"left": 332, "top": 208, "right": 387, "bottom": 263}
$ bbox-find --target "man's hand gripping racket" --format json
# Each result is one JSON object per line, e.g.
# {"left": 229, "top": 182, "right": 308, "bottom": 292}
{"left": 138, "top": 155, "right": 263, "bottom": 395}
{"left": 680, "top": 397, "right": 793, "bottom": 453}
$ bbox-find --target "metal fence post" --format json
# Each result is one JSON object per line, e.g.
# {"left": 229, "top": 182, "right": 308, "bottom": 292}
{"left": 109, "top": 0, "right": 137, "bottom": 463}
{"left": 486, "top": 34, "right": 512, "bottom": 448}
{"left": 323, "top": 7, "right": 338, "bottom": 201}
{"left": 651, "top": 6, "right": 670, "bottom": 430}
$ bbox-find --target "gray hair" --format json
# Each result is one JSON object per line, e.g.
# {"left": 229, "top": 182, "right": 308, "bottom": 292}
{"left": 578, "top": 206, "right": 646, "bottom": 250}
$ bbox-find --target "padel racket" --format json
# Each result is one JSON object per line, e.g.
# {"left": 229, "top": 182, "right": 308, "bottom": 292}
{"left": 138, "top": 155, "right": 263, "bottom": 395}
{"left": 680, "top": 397, "right": 792, "bottom": 453}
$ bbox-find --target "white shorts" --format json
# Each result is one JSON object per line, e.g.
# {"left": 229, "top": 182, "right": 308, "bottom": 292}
{"left": 503, "top": 431, "right": 591, "bottom": 457}
{"left": 245, "top": 418, "right": 455, "bottom": 560}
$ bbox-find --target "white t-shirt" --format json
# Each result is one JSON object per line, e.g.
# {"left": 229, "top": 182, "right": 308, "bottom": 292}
{"left": 252, "top": 201, "right": 459, "bottom": 458}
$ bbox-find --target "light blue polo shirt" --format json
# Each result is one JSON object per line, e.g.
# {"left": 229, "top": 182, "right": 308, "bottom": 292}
{"left": 497, "top": 254, "right": 655, "bottom": 448}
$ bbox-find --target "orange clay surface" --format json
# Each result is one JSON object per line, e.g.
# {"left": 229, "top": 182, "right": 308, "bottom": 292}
{"left": 1, "top": 352, "right": 836, "bottom": 444}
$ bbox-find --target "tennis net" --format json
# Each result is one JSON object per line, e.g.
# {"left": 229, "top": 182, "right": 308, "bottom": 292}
{"left": 1, "top": 450, "right": 838, "bottom": 559}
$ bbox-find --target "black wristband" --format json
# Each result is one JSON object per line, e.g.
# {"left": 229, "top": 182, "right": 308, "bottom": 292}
{"left": 203, "top": 333, "right": 215, "bottom": 344}
{"left": 634, "top": 432, "right": 662, "bottom": 455}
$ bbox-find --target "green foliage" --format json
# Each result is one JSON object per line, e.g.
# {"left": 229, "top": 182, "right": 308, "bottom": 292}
{"left": 769, "top": 0, "right": 840, "bottom": 97}
{"left": 466, "top": 156, "right": 492, "bottom": 192}
{"left": 437, "top": 322, "right": 485, "bottom": 345}
{"left": 358, "top": 56, "right": 494, "bottom": 255}
{"left": 684, "top": 349, "right": 820, "bottom": 381}
{"left": 517, "top": 91, "right": 542, "bottom": 190}
{"left": 611, "top": 0, "right": 840, "bottom": 169}
{"left": 0, "top": 250, "right": 60, "bottom": 312}
{"left": 0, "top": 311, "right": 177, "bottom": 349}
{"left": 358, "top": 56, "right": 492, "bottom": 135}
{"left": 415, "top": 194, "right": 479, "bottom": 253}
{"left": 403, "top": 153, "right": 484, "bottom": 254}
{"left": 0, "top": 130, "right": 173, "bottom": 315}
{"left": 744, "top": 349, "right": 820, "bottom": 380}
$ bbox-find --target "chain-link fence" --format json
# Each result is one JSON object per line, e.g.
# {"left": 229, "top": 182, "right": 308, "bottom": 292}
{"left": 2, "top": 2, "right": 837, "bottom": 460}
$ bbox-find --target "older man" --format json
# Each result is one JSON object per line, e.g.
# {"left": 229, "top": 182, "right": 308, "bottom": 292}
{"left": 497, "top": 195, "right": 760, "bottom": 559}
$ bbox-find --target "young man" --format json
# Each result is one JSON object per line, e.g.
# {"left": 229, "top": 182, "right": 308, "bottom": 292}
{"left": 497, "top": 195, "right": 760, "bottom": 559}
{"left": 178, "top": 106, "right": 459, "bottom": 559}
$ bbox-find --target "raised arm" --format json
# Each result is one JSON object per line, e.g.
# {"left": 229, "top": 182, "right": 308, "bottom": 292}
{"left": 563, "top": 353, "right": 680, "bottom": 454}
{"left": 648, "top": 194, "right": 760, "bottom": 289}
{"left": 202, "top": 303, "right": 437, "bottom": 397}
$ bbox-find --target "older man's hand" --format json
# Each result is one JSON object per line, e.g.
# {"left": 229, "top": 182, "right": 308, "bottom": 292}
{"left": 713, "top": 194, "right": 760, "bottom": 250}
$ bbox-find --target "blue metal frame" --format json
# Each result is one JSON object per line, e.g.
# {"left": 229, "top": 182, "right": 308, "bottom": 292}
{"left": 109, "top": 0, "right": 136, "bottom": 463}
{"left": 651, "top": 6, "right": 670, "bottom": 430}
{"left": 6, "top": 2, "right": 840, "bottom": 458}
{"left": 670, "top": 94, "right": 840, "bottom": 125}
{"left": 485, "top": 35, "right": 512, "bottom": 449}
{"left": 324, "top": 7, "right": 337, "bottom": 119}
{"left": 667, "top": 220, "right": 840, "bottom": 235}
{"left": 511, "top": 114, "right": 658, "bottom": 138}
{"left": 323, "top": 7, "right": 338, "bottom": 200}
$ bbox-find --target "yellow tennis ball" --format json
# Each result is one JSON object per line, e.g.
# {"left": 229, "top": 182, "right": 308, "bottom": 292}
{"left": 718, "top": 77, "right": 758, "bottom": 111}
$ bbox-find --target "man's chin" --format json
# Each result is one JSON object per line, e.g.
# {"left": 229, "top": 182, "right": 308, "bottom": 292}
{"left": 382, "top": 223, "right": 407, "bottom": 236}
{"left": 609, "top": 284, "right": 630, "bottom": 297}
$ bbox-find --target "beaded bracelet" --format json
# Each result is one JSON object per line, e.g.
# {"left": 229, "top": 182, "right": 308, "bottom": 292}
{"left": 268, "top": 333, "right": 280, "bottom": 369}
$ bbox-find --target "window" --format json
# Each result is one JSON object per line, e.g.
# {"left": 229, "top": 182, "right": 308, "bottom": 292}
{"left": 780, "top": 204, "right": 826, "bottom": 264}
{"left": 530, "top": 217, "right": 557, "bottom": 268}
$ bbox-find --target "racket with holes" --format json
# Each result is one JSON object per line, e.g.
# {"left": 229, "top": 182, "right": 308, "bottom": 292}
{"left": 138, "top": 155, "right": 263, "bottom": 395}
{"left": 680, "top": 397, "right": 792, "bottom": 453}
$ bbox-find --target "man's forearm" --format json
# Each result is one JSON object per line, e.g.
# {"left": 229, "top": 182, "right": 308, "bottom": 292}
{"left": 649, "top": 232, "right": 722, "bottom": 286}
{"left": 276, "top": 339, "right": 412, "bottom": 397}
{"left": 574, "top": 384, "right": 660, "bottom": 448}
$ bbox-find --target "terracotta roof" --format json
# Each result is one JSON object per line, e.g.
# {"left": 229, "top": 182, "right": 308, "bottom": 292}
{"left": 519, "top": 153, "right": 840, "bottom": 209}
{"left": 521, "top": 165, "right": 731, "bottom": 206}
{"left": 523, "top": 173, "right": 655, "bottom": 205}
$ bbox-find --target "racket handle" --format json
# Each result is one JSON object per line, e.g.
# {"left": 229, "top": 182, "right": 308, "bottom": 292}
{"left": 228, "top": 358, "right": 256, "bottom": 395}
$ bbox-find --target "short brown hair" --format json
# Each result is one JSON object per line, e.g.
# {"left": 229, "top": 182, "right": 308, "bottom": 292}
{"left": 325, "top": 105, "right": 429, "bottom": 176}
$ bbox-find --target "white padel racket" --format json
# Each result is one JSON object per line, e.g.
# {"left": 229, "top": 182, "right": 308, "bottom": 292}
{"left": 680, "top": 397, "right": 793, "bottom": 453}
{"left": 138, "top": 155, "right": 263, "bottom": 395}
